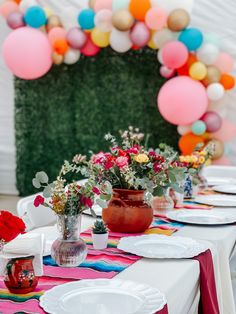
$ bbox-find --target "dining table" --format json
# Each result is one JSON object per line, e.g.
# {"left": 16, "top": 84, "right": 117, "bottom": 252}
{"left": 28, "top": 207, "right": 236, "bottom": 314}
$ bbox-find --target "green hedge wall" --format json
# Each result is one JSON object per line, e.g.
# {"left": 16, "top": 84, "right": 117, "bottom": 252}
{"left": 15, "top": 48, "right": 178, "bottom": 196}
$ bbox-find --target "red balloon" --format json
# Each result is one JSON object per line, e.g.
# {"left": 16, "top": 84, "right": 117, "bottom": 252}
{"left": 80, "top": 35, "right": 100, "bottom": 56}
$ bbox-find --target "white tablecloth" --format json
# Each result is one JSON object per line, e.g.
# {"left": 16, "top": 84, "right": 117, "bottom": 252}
{"left": 31, "top": 212, "right": 236, "bottom": 314}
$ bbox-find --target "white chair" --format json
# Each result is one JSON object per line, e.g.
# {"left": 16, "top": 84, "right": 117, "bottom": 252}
{"left": 201, "top": 166, "right": 236, "bottom": 179}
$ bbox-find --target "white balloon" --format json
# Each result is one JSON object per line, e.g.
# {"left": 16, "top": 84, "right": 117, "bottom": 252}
{"left": 61, "top": 6, "right": 79, "bottom": 30}
{"left": 110, "top": 28, "right": 132, "bottom": 53}
{"left": 64, "top": 49, "right": 80, "bottom": 65}
{"left": 19, "top": 0, "right": 38, "bottom": 13}
{"left": 152, "top": 29, "right": 174, "bottom": 49}
{"left": 197, "top": 43, "right": 219, "bottom": 65}
{"left": 112, "top": 0, "right": 130, "bottom": 11}
{"left": 177, "top": 125, "right": 192, "bottom": 135}
{"left": 151, "top": 0, "right": 194, "bottom": 14}
{"left": 94, "top": 9, "right": 113, "bottom": 32}
{"left": 157, "top": 49, "right": 163, "bottom": 64}
{"left": 207, "top": 83, "right": 225, "bottom": 101}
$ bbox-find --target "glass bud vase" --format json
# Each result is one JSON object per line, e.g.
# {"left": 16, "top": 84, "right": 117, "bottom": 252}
{"left": 51, "top": 214, "right": 87, "bottom": 267}
{"left": 151, "top": 188, "right": 174, "bottom": 212}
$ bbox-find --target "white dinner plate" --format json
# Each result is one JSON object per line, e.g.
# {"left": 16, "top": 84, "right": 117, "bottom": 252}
{"left": 167, "top": 209, "right": 236, "bottom": 225}
{"left": 118, "top": 235, "right": 207, "bottom": 259}
{"left": 195, "top": 195, "right": 236, "bottom": 207}
{"left": 212, "top": 185, "right": 236, "bottom": 195}
{"left": 40, "top": 279, "right": 166, "bottom": 314}
{"left": 83, "top": 204, "right": 102, "bottom": 217}
{"left": 205, "top": 177, "right": 236, "bottom": 186}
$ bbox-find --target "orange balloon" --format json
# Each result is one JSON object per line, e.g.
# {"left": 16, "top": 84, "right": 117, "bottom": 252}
{"left": 14, "top": 0, "right": 21, "bottom": 3}
{"left": 53, "top": 39, "right": 69, "bottom": 55}
{"left": 129, "top": 0, "right": 151, "bottom": 21}
{"left": 177, "top": 53, "right": 197, "bottom": 76}
{"left": 220, "top": 74, "right": 235, "bottom": 90}
{"left": 179, "top": 133, "right": 205, "bottom": 155}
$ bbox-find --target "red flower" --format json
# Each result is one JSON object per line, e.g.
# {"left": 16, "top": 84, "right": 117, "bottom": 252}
{"left": 153, "top": 163, "right": 163, "bottom": 173}
{"left": 126, "top": 145, "right": 140, "bottom": 155}
{"left": 34, "top": 195, "right": 45, "bottom": 207}
{"left": 118, "top": 149, "right": 128, "bottom": 157}
{"left": 154, "top": 155, "right": 165, "bottom": 163}
{"left": 0, "top": 211, "right": 26, "bottom": 243}
{"left": 92, "top": 187, "right": 101, "bottom": 195}
{"left": 81, "top": 196, "right": 93, "bottom": 208}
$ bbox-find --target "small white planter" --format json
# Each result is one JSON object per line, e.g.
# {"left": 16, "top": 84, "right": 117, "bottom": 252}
{"left": 92, "top": 232, "right": 109, "bottom": 250}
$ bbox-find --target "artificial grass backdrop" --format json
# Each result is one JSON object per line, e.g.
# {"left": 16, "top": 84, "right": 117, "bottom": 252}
{"left": 15, "top": 48, "right": 178, "bottom": 196}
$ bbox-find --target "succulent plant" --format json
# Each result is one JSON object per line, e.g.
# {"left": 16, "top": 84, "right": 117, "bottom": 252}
{"left": 92, "top": 220, "right": 108, "bottom": 234}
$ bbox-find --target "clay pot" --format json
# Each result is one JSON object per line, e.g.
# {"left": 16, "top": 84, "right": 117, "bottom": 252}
{"left": 102, "top": 189, "right": 153, "bottom": 233}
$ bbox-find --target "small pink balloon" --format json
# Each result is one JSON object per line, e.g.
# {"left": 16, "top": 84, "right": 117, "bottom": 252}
{"left": 3, "top": 27, "right": 52, "bottom": 80}
{"left": 145, "top": 7, "right": 167, "bottom": 30}
{"left": 201, "top": 111, "right": 222, "bottom": 133}
{"left": 160, "top": 65, "right": 175, "bottom": 78}
{"left": 0, "top": 1, "right": 19, "bottom": 18}
{"left": 7, "top": 11, "right": 25, "bottom": 29}
{"left": 66, "top": 27, "right": 87, "bottom": 49}
{"left": 162, "top": 41, "right": 188, "bottom": 69}
{"left": 212, "top": 156, "right": 231, "bottom": 166}
{"left": 211, "top": 119, "right": 236, "bottom": 141}
{"left": 130, "top": 22, "right": 151, "bottom": 48}
{"left": 158, "top": 76, "right": 208, "bottom": 125}
{"left": 214, "top": 52, "right": 234, "bottom": 73}
{"left": 48, "top": 27, "right": 67, "bottom": 45}
{"left": 80, "top": 36, "right": 100, "bottom": 56}
{"left": 94, "top": 0, "right": 113, "bottom": 12}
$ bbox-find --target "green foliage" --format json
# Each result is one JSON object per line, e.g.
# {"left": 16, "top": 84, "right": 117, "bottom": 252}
{"left": 15, "top": 48, "right": 178, "bottom": 196}
{"left": 92, "top": 220, "right": 108, "bottom": 234}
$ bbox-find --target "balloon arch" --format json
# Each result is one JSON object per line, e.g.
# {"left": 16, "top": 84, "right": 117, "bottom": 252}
{"left": 1, "top": 0, "right": 236, "bottom": 162}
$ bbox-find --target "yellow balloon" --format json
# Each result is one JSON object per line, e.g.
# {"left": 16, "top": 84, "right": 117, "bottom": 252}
{"left": 91, "top": 28, "right": 110, "bottom": 48}
{"left": 148, "top": 30, "right": 158, "bottom": 49}
{"left": 189, "top": 62, "right": 207, "bottom": 80}
{"left": 44, "top": 7, "right": 53, "bottom": 18}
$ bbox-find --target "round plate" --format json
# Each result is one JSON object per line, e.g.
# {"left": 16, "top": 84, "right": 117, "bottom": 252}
{"left": 206, "top": 177, "right": 236, "bottom": 186}
{"left": 195, "top": 195, "right": 236, "bottom": 207}
{"left": 212, "top": 185, "right": 236, "bottom": 195}
{"left": 40, "top": 279, "right": 166, "bottom": 314}
{"left": 118, "top": 235, "right": 207, "bottom": 259}
{"left": 167, "top": 209, "right": 236, "bottom": 225}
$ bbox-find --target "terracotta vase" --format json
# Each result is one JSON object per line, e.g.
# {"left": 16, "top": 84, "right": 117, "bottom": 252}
{"left": 102, "top": 189, "right": 153, "bottom": 233}
{"left": 4, "top": 256, "right": 38, "bottom": 294}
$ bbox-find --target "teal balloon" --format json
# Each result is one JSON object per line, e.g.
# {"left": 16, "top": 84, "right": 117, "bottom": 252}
{"left": 78, "top": 9, "right": 95, "bottom": 30}
{"left": 178, "top": 28, "right": 203, "bottom": 51}
{"left": 24, "top": 6, "right": 47, "bottom": 28}
{"left": 191, "top": 120, "right": 206, "bottom": 135}
{"left": 112, "top": 0, "right": 130, "bottom": 11}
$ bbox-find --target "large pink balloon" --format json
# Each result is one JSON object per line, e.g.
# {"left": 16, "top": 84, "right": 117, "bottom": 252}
{"left": 158, "top": 76, "right": 208, "bottom": 125}
{"left": 162, "top": 41, "right": 188, "bottom": 69}
{"left": 3, "top": 27, "right": 52, "bottom": 80}
{"left": 211, "top": 119, "right": 236, "bottom": 141}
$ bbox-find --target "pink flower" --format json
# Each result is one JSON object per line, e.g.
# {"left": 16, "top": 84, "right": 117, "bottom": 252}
{"left": 126, "top": 145, "right": 140, "bottom": 154}
{"left": 153, "top": 163, "right": 163, "bottom": 173}
{"left": 34, "top": 195, "right": 45, "bottom": 207}
{"left": 91, "top": 152, "right": 106, "bottom": 164}
{"left": 116, "top": 156, "right": 129, "bottom": 168}
{"left": 148, "top": 150, "right": 156, "bottom": 157}
{"left": 81, "top": 196, "right": 93, "bottom": 208}
{"left": 92, "top": 187, "right": 101, "bottom": 195}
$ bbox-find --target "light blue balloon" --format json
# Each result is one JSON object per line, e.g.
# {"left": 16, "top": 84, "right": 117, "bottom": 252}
{"left": 24, "top": 6, "right": 47, "bottom": 28}
{"left": 178, "top": 28, "right": 203, "bottom": 51}
{"left": 78, "top": 9, "right": 95, "bottom": 30}
{"left": 204, "top": 33, "right": 220, "bottom": 47}
{"left": 112, "top": 0, "right": 130, "bottom": 11}
{"left": 191, "top": 120, "right": 206, "bottom": 135}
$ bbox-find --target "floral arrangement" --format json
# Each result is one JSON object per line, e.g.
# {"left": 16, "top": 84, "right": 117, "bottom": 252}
{"left": 0, "top": 211, "right": 25, "bottom": 247}
{"left": 73, "top": 126, "right": 186, "bottom": 197}
{"left": 32, "top": 169, "right": 112, "bottom": 217}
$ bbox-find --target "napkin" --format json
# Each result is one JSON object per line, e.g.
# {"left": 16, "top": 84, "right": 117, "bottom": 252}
{"left": 0, "top": 233, "right": 44, "bottom": 276}
{"left": 156, "top": 304, "right": 168, "bottom": 314}
{"left": 174, "top": 200, "right": 213, "bottom": 210}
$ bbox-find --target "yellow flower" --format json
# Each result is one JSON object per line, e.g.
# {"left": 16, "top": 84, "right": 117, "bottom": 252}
{"left": 198, "top": 156, "right": 205, "bottom": 164}
{"left": 134, "top": 154, "right": 149, "bottom": 163}
{"left": 200, "top": 150, "right": 207, "bottom": 156}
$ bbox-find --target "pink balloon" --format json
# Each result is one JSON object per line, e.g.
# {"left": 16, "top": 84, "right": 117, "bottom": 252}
{"left": 94, "top": 0, "right": 112, "bottom": 12}
{"left": 7, "top": 11, "right": 25, "bottom": 29}
{"left": 158, "top": 76, "right": 208, "bottom": 125}
{"left": 66, "top": 27, "right": 87, "bottom": 49}
{"left": 145, "top": 7, "right": 167, "bottom": 30}
{"left": 3, "top": 27, "right": 52, "bottom": 80}
{"left": 130, "top": 22, "right": 151, "bottom": 48}
{"left": 211, "top": 119, "right": 236, "bottom": 141}
{"left": 201, "top": 111, "right": 222, "bottom": 133}
{"left": 0, "top": 1, "right": 19, "bottom": 18}
{"left": 214, "top": 52, "right": 234, "bottom": 73}
{"left": 212, "top": 156, "right": 231, "bottom": 166}
{"left": 48, "top": 27, "right": 67, "bottom": 45}
{"left": 160, "top": 65, "right": 175, "bottom": 78}
{"left": 162, "top": 41, "right": 188, "bottom": 69}
{"left": 80, "top": 36, "right": 100, "bottom": 56}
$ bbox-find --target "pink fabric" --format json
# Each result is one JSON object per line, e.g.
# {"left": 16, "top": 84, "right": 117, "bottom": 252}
{"left": 193, "top": 249, "right": 220, "bottom": 314}
{"left": 157, "top": 304, "right": 168, "bottom": 314}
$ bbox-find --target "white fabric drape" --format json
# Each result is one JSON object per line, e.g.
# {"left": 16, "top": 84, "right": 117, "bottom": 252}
{"left": 0, "top": 0, "right": 236, "bottom": 194}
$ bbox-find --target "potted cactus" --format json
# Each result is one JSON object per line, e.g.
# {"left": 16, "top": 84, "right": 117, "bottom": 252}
{"left": 92, "top": 220, "right": 108, "bottom": 250}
